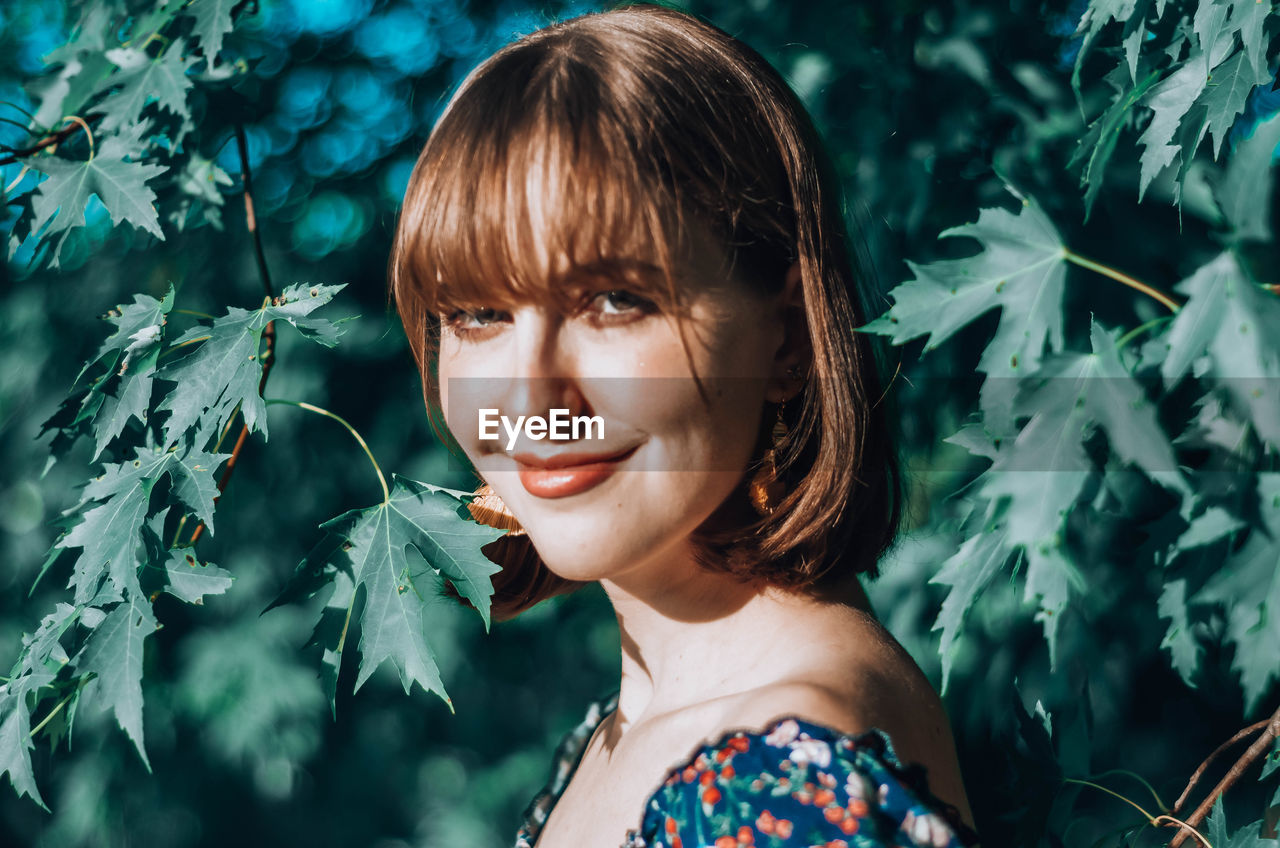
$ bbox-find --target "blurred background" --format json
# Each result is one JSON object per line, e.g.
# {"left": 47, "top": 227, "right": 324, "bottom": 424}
{"left": 2, "top": 0, "right": 1278, "bottom": 845}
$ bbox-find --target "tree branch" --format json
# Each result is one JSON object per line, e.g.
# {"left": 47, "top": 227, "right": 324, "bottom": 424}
{"left": 0, "top": 122, "right": 88, "bottom": 167}
{"left": 1169, "top": 703, "right": 1280, "bottom": 848}
{"left": 186, "top": 124, "right": 276, "bottom": 546}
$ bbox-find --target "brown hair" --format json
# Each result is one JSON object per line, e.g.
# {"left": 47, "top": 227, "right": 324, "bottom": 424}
{"left": 390, "top": 3, "right": 903, "bottom": 620}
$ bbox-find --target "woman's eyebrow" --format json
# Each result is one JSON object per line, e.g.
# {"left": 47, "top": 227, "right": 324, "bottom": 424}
{"left": 559, "top": 257, "right": 666, "bottom": 283}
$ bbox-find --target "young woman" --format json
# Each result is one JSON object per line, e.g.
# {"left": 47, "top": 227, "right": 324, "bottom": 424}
{"left": 390, "top": 5, "right": 980, "bottom": 847}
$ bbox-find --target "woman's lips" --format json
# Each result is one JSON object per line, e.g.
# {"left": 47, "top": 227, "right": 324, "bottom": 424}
{"left": 514, "top": 446, "right": 638, "bottom": 499}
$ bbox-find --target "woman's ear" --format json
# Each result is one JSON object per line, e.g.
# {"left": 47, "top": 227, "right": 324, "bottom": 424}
{"left": 767, "top": 261, "right": 812, "bottom": 403}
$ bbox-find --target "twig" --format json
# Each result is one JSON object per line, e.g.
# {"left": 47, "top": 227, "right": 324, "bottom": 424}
{"left": 1173, "top": 718, "right": 1273, "bottom": 813}
{"left": 185, "top": 124, "right": 275, "bottom": 546}
{"left": 1169, "top": 703, "right": 1280, "bottom": 848}
{"left": 0, "top": 121, "right": 88, "bottom": 167}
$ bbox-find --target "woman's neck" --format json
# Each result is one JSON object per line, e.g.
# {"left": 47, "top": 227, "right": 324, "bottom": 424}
{"left": 597, "top": 549, "right": 878, "bottom": 735}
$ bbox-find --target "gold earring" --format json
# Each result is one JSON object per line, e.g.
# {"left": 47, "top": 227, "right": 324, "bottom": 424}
{"left": 749, "top": 399, "right": 789, "bottom": 517}
{"left": 467, "top": 483, "right": 527, "bottom": 535}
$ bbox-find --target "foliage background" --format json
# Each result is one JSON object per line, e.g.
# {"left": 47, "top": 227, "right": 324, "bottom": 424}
{"left": 0, "top": 0, "right": 1278, "bottom": 846}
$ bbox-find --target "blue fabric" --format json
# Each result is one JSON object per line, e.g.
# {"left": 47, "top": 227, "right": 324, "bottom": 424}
{"left": 515, "top": 691, "right": 980, "bottom": 848}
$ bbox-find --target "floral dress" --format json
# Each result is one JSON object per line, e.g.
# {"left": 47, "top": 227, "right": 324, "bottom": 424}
{"left": 514, "top": 690, "right": 980, "bottom": 848}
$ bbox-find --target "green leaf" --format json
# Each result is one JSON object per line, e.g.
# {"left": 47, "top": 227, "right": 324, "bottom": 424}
{"left": 94, "top": 40, "right": 195, "bottom": 134}
{"left": 1160, "top": 251, "right": 1280, "bottom": 447}
{"left": 155, "top": 283, "right": 348, "bottom": 448}
{"left": 309, "top": 567, "right": 357, "bottom": 719}
{"left": 28, "top": 4, "right": 117, "bottom": 128}
{"left": 859, "top": 193, "right": 1067, "bottom": 436}
{"left": 930, "top": 522, "right": 1010, "bottom": 695}
{"left": 1069, "top": 62, "right": 1162, "bottom": 222}
{"left": 1211, "top": 111, "right": 1280, "bottom": 242}
{"left": 1172, "top": 505, "right": 1246, "bottom": 555}
{"left": 0, "top": 670, "right": 55, "bottom": 810}
{"left": 11, "top": 604, "right": 79, "bottom": 681}
{"left": 1003, "top": 319, "right": 1189, "bottom": 495}
{"left": 969, "top": 320, "right": 1193, "bottom": 660}
{"left": 156, "top": 549, "right": 233, "bottom": 605}
{"left": 184, "top": 0, "right": 239, "bottom": 64}
{"left": 39, "top": 288, "right": 175, "bottom": 460}
{"left": 58, "top": 468, "right": 154, "bottom": 606}
{"left": 90, "top": 289, "right": 175, "bottom": 458}
{"left": 315, "top": 477, "right": 504, "bottom": 703}
{"left": 1070, "top": 0, "right": 1141, "bottom": 102}
{"left": 1156, "top": 578, "right": 1202, "bottom": 686}
{"left": 1134, "top": 30, "right": 1235, "bottom": 202}
{"left": 58, "top": 445, "right": 227, "bottom": 604}
{"left": 1204, "top": 792, "right": 1273, "bottom": 848}
{"left": 1194, "top": 49, "right": 1273, "bottom": 161}
{"left": 22, "top": 134, "right": 166, "bottom": 266}
{"left": 1192, "top": 472, "right": 1280, "bottom": 715}
{"left": 71, "top": 590, "right": 159, "bottom": 769}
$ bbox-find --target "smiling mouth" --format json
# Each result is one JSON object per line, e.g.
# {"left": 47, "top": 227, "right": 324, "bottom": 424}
{"left": 513, "top": 446, "right": 639, "bottom": 498}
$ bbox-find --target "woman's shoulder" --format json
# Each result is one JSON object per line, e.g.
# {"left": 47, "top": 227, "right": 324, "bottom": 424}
{"left": 632, "top": 704, "right": 981, "bottom": 848}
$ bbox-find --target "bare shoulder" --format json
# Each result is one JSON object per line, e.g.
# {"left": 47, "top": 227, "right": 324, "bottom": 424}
{"left": 712, "top": 617, "right": 978, "bottom": 834}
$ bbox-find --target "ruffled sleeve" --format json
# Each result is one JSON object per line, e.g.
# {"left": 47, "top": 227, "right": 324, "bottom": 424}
{"left": 631, "top": 717, "right": 980, "bottom": 848}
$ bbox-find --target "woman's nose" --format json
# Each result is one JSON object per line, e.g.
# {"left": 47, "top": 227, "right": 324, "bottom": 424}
{"left": 495, "top": 308, "right": 589, "bottom": 436}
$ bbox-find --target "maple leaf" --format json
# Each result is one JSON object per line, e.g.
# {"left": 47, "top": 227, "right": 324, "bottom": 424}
{"left": 1156, "top": 578, "right": 1203, "bottom": 687}
{"left": 22, "top": 134, "right": 166, "bottom": 267}
{"left": 57, "top": 445, "right": 227, "bottom": 605}
{"left": 1069, "top": 60, "right": 1162, "bottom": 222}
{"left": 71, "top": 589, "right": 159, "bottom": 769}
{"left": 1135, "top": 28, "right": 1235, "bottom": 201}
{"left": 929, "top": 522, "right": 1010, "bottom": 694}
{"left": 1211, "top": 111, "right": 1280, "bottom": 242}
{"left": 1160, "top": 251, "right": 1280, "bottom": 448}
{"left": 937, "top": 320, "right": 1188, "bottom": 675}
{"left": 170, "top": 154, "right": 234, "bottom": 232}
{"left": 1195, "top": 0, "right": 1274, "bottom": 80}
{"left": 184, "top": 0, "right": 239, "bottom": 64}
{"left": 155, "top": 548, "right": 234, "bottom": 605}
{"left": 859, "top": 192, "right": 1067, "bottom": 437}
{"left": 308, "top": 477, "right": 504, "bottom": 705}
{"left": 27, "top": 4, "right": 116, "bottom": 128}
{"left": 1191, "top": 472, "right": 1280, "bottom": 715}
{"left": 1069, "top": 0, "right": 1142, "bottom": 101}
{"left": 40, "top": 287, "right": 174, "bottom": 460}
{"left": 0, "top": 669, "right": 56, "bottom": 810}
{"left": 1196, "top": 49, "right": 1274, "bottom": 161}
{"left": 1205, "top": 793, "right": 1272, "bottom": 848}
{"left": 155, "top": 283, "right": 348, "bottom": 448}
{"left": 94, "top": 40, "right": 195, "bottom": 134}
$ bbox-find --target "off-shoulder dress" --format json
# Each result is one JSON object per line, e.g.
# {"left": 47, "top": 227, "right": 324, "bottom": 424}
{"left": 514, "top": 690, "right": 980, "bottom": 848}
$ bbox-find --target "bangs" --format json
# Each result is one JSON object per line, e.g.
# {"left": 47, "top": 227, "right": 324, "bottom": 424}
{"left": 394, "top": 50, "right": 686, "bottom": 322}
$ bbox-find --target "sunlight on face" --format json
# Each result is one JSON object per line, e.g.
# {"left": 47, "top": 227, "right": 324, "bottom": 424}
{"left": 437, "top": 239, "right": 787, "bottom": 586}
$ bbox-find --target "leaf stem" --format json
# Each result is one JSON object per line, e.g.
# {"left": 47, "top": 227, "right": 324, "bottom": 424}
{"left": 1115, "top": 316, "right": 1173, "bottom": 351}
{"left": 264, "top": 399, "right": 390, "bottom": 502}
{"left": 59, "top": 116, "right": 94, "bottom": 161}
{"left": 1064, "top": 778, "right": 1158, "bottom": 821}
{"left": 28, "top": 689, "right": 76, "bottom": 739}
{"left": 173, "top": 308, "right": 216, "bottom": 320}
{"left": 1063, "top": 779, "right": 1213, "bottom": 848}
{"left": 1081, "top": 768, "right": 1168, "bottom": 811}
{"left": 1064, "top": 249, "right": 1181, "bottom": 313}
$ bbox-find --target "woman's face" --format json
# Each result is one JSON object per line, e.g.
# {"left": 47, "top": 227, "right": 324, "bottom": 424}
{"left": 436, "top": 235, "right": 799, "bottom": 585}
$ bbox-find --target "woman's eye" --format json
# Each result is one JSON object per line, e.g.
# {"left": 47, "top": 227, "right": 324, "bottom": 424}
{"left": 588, "top": 290, "right": 654, "bottom": 319}
{"left": 445, "top": 307, "right": 508, "bottom": 335}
